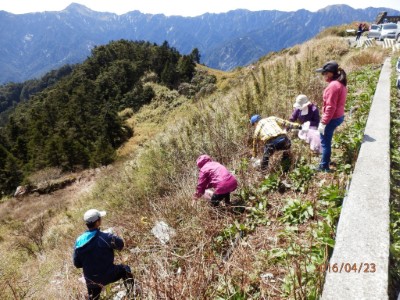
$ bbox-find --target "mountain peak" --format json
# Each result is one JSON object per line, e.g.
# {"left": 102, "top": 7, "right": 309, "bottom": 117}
{"left": 317, "top": 4, "right": 353, "bottom": 12}
{"left": 63, "top": 3, "right": 94, "bottom": 15}
{"left": 0, "top": 5, "right": 398, "bottom": 84}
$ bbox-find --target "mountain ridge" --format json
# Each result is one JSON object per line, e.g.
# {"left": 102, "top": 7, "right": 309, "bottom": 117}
{"left": 0, "top": 4, "right": 399, "bottom": 83}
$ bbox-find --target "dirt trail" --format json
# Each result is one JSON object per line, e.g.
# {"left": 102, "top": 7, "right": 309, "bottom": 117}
{"left": 0, "top": 169, "right": 102, "bottom": 223}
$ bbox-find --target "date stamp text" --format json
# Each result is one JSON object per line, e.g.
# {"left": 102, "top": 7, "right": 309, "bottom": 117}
{"left": 319, "top": 262, "right": 376, "bottom": 273}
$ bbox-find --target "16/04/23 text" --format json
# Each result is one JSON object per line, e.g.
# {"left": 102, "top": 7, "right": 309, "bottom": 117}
{"left": 319, "top": 262, "right": 376, "bottom": 273}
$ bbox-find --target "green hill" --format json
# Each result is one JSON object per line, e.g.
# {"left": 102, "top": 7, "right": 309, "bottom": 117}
{"left": 0, "top": 40, "right": 202, "bottom": 193}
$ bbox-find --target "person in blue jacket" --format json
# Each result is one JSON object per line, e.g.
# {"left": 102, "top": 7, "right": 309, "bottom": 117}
{"left": 73, "top": 209, "right": 134, "bottom": 299}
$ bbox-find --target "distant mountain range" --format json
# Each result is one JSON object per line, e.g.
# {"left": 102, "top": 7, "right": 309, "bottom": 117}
{"left": 0, "top": 3, "right": 399, "bottom": 84}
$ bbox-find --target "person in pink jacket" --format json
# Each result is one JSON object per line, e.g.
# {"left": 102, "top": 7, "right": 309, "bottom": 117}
{"left": 315, "top": 61, "right": 347, "bottom": 172}
{"left": 193, "top": 154, "right": 238, "bottom": 207}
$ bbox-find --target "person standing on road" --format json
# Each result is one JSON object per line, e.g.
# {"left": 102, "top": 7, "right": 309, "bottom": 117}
{"left": 356, "top": 23, "right": 363, "bottom": 41}
{"left": 315, "top": 61, "right": 347, "bottom": 172}
{"left": 73, "top": 209, "right": 135, "bottom": 300}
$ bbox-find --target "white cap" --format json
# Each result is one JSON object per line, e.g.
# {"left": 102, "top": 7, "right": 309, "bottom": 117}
{"left": 293, "top": 94, "right": 310, "bottom": 109}
{"left": 83, "top": 209, "right": 106, "bottom": 223}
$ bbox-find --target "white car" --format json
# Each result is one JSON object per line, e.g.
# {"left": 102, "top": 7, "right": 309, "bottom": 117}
{"left": 378, "top": 23, "right": 399, "bottom": 41}
{"left": 367, "top": 24, "right": 381, "bottom": 39}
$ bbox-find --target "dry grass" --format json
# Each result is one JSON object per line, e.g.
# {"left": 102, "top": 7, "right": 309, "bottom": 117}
{"left": 0, "top": 27, "right": 388, "bottom": 299}
{"left": 342, "top": 48, "right": 387, "bottom": 72}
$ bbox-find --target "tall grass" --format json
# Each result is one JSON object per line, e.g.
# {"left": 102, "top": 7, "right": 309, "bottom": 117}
{"left": 0, "top": 33, "right": 387, "bottom": 299}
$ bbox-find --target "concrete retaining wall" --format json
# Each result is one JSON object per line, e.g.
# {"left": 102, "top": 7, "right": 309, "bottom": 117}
{"left": 321, "top": 58, "right": 391, "bottom": 299}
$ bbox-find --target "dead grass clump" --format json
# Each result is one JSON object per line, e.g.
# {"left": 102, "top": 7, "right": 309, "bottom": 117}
{"left": 26, "top": 167, "right": 63, "bottom": 186}
{"left": 0, "top": 252, "right": 42, "bottom": 299}
{"left": 315, "top": 23, "right": 362, "bottom": 39}
{"left": 14, "top": 216, "right": 48, "bottom": 256}
{"left": 118, "top": 107, "right": 134, "bottom": 121}
{"left": 139, "top": 248, "right": 217, "bottom": 299}
{"left": 310, "top": 36, "right": 350, "bottom": 57}
{"left": 288, "top": 45, "right": 300, "bottom": 56}
{"left": 342, "top": 49, "right": 387, "bottom": 72}
{"left": 88, "top": 188, "right": 241, "bottom": 298}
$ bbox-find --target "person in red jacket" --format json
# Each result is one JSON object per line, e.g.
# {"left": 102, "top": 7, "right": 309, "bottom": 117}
{"left": 193, "top": 154, "right": 238, "bottom": 207}
{"left": 315, "top": 61, "right": 347, "bottom": 172}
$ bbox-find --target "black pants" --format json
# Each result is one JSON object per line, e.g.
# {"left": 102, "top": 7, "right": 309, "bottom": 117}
{"left": 87, "top": 285, "right": 102, "bottom": 300}
{"left": 210, "top": 193, "right": 231, "bottom": 207}
{"left": 261, "top": 135, "right": 291, "bottom": 171}
{"left": 87, "top": 264, "right": 134, "bottom": 300}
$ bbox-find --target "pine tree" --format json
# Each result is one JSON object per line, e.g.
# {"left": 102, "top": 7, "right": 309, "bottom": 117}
{"left": 190, "top": 48, "right": 201, "bottom": 64}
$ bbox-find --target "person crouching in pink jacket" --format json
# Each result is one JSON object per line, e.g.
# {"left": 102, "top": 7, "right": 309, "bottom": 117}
{"left": 193, "top": 154, "right": 238, "bottom": 207}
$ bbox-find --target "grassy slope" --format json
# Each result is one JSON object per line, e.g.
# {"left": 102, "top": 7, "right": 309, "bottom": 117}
{"left": 0, "top": 32, "right": 390, "bottom": 299}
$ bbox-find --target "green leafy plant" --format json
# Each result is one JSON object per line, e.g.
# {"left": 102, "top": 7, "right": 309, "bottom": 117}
{"left": 319, "top": 184, "right": 344, "bottom": 206}
{"left": 389, "top": 61, "right": 400, "bottom": 297}
{"left": 259, "top": 173, "right": 280, "bottom": 193}
{"left": 289, "top": 164, "right": 314, "bottom": 193}
{"left": 333, "top": 119, "right": 365, "bottom": 166}
{"left": 214, "top": 221, "right": 248, "bottom": 251}
{"left": 246, "top": 196, "right": 270, "bottom": 230}
{"left": 281, "top": 198, "right": 314, "bottom": 225}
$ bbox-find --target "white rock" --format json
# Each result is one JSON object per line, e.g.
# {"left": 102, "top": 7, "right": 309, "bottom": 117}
{"left": 151, "top": 221, "right": 176, "bottom": 244}
{"left": 260, "top": 273, "right": 274, "bottom": 282}
{"left": 113, "top": 290, "right": 126, "bottom": 300}
{"left": 14, "top": 186, "right": 27, "bottom": 197}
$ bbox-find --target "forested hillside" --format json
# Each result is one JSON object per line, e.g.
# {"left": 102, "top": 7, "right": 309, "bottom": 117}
{"left": 0, "top": 64, "right": 74, "bottom": 126}
{"left": 0, "top": 40, "right": 200, "bottom": 194}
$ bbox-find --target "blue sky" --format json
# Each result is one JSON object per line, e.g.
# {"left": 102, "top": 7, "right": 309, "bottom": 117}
{"left": 1, "top": 0, "right": 400, "bottom": 16}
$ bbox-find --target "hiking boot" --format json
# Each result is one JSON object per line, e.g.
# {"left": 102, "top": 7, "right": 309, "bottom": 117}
{"left": 124, "top": 278, "right": 141, "bottom": 299}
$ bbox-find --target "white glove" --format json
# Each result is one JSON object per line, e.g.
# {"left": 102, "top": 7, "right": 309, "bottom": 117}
{"left": 251, "top": 157, "right": 261, "bottom": 167}
{"left": 301, "top": 121, "right": 310, "bottom": 132}
{"left": 318, "top": 123, "right": 326, "bottom": 135}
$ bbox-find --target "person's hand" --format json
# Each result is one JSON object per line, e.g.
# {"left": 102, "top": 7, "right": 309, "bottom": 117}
{"left": 114, "top": 226, "right": 124, "bottom": 237}
{"left": 250, "top": 157, "right": 261, "bottom": 167}
{"left": 318, "top": 123, "right": 326, "bottom": 135}
{"left": 192, "top": 194, "right": 199, "bottom": 206}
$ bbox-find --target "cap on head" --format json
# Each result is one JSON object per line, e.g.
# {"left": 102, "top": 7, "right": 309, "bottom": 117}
{"left": 83, "top": 209, "right": 106, "bottom": 224}
{"left": 293, "top": 94, "right": 310, "bottom": 109}
{"left": 250, "top": 115, "right": 261, "bottom": 125}
{"left": 315, "top": 61, "right": 339, "bottom": 74}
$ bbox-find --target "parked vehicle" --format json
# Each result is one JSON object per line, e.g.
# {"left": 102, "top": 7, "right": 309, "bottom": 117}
{"left": 367, "top": 24, "right": 381, "bottom": 39}
{"left": 378, "top": 23, "right": 399, "bottom": 40}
